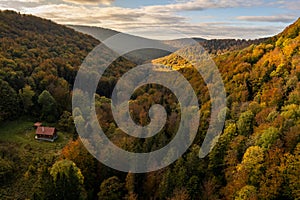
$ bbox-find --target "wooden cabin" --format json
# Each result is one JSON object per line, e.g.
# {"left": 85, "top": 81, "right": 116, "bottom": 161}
{"left": 35, "top": 126, "right": 58, "bottom": 142}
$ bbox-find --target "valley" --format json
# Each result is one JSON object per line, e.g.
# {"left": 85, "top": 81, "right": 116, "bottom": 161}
{"left": 0, "top": 10, "right": 299, "bottom": 200}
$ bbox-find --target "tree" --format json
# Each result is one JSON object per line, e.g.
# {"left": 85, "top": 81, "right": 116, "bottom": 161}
{"left": 38, "top": 90, "right": 58, "bottom": 122}
{"left": 281, "top": 104, "right": 300, "bottom": 120}
{"left": 61, "top": 139, "right": 98, "bottom": 196}
{"left": 73, "top": 115, "right": 86, "bottom": 137}
{"left": 0, "top": 79, "right": 20, "bottom": 121}
{"left": 50, "top": 159, "right": 85, "bottom": 200}
{"left": 187, "top": 176, "right": 200, "bottom": 199}
{"left": 58, "top": 111, "right": 75, "bottom": 133}
{"left": 31, "top": 165, "right": 56, "bottom": 200}
{"left": 47, "top": 78, "right": 71, "bottom": 112}
{"left": 158, "top": 169, "right": 174, "bottom": 199}
{"left": 237, "top": 146, "right": 264, "bottom": 186}
{"left": 98, "top": 176, "right": 125, "bottom": 200}
{"left": 239, "top": 146, "right": 264, "bottom": 170}
{"left": 125, "top": 172, "right": 138, "bottom": 200}
{"left": 258, "top": 148, "right": 285, "bottom": 200}
{"left": 0, "top": 157, "right": 14, "bottom": 184}
{"left": 173, "top": 158, "right": 188, "bottom": 189}
{"left": 237, "top": 110, "right": 254, "bottom": 136}
{"left": 209, "top": 123, "right": 237, "bottom": 176}
{"left": 286, "top": 144, "right": 300, "bottom": 199}
{"left": 235, "top": 185, "right": 258, "bottom": 200}
{"left": 202, "top": 178, "right": 219, "bottom": 200}
{"left": 167, "top": 188, "right": 190, "bottom": 200}
{"left": 257, "top": 127, "right": 280, "bottom": 149}
{"left": 19, "top": 85, "right": 35, "bottom": 113}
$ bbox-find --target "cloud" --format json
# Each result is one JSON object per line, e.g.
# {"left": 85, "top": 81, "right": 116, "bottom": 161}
{"left": 0, "top": 0, "right": 40, "bottom": 2}
{"left": 1, "top": 0, "right": 295, "bottom": 39}
{"left": 18, "top": 3, "right": 286, "bottom": 39}
{"left": 145, "top": 0, "right": 300, "bottom": 13}
{"left": 21, "top": 4, "right": 187, "bottom": 26}
{"left": 236, "top": 15, "right": 297, "bottom": 23}
{"left": 113, "top": 23, "right": 283, "bottom": 40}
{"left": 62, "top": 0, "right": 114, "bottom": 5}
{"left": 143, "top": 0, "right": 265, "bottom": 12}
{"left": 268, "top": 0, "right": 300, "bottom": 10}
{"left": 0, "top": 0, "right": 41, "bottom": 10}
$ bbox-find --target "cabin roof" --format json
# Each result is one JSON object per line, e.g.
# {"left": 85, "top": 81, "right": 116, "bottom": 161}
{"left": 36, "top": 126, "right": 56, "bottom": 136}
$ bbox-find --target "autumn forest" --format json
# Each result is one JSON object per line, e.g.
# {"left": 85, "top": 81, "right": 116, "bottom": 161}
{"left": 0, "top": 10, "right": 299, "bottom": 200}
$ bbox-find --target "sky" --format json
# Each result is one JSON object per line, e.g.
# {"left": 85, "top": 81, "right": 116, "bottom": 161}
{"left": 0, "top": 0, "right": 299, "bottom": 40}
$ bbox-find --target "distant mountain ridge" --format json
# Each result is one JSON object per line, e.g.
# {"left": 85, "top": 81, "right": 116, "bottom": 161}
{"left": 70, "top": 25, "right": 269, "bottom": 55}
{"left": 155, "top": 17, "right": 300, "bottom": 71}
{"left": 68, "top": 25, "right": 175, "bottom": 64}
{"left": 68, "top": 25, "right": 144, "bottom": 42}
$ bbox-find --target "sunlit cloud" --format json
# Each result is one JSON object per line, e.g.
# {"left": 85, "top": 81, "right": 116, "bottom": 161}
{"left": 237, "top": 15, "right": 297, "bottom": 23}
{"left": 0, "top": 0, "right": 298, "bottom": 39}
{"left": 62, "top": 0, "right": 114, "bottom": 5}
{"left": 19, "top": 3, "right": 286, "bottom": 39}
{"left": 0, "top": 0, "right": 40, "bottom": 2}
{"left": 143, "top": 0, "right": 266, "bottom": 12}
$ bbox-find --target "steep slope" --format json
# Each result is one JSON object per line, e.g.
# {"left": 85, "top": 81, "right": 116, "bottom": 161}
{"left": 0, "top": 10, "right": 300, "bottom": 200}
{"left": 152, "top": 17, "right": 300, "bottom": 200}
{"left": 0, "top": 10, "right": 136, "bottom": 121}
{"left": 0, "top": 10, "right": 136, "bottom": 199}
{"left": 70, "top": 17, "right": 300, "bottom": 200}
{"left": 215, "top": 17, "right": 300, "bottom": 104}
{"left": 0, "top": 10, "right": 98, "bottom": 86}
{"left": 0, "top": 10, "right": 94, "bottom": 121}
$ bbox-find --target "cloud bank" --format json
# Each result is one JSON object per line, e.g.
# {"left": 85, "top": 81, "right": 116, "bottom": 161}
{"left": 237, "top": 15, "right": 297, "bottom": 23}
{"left": 62, "top": 0, "right": 114, "bottom": 5}
{"left": 0, "top": 0, "right": 298, "bottom": 39}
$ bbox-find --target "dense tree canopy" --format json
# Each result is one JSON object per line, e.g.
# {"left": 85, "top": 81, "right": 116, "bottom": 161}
{"left": 0, "top": 10, "right": 299, "bottom": 200}
{"left": 50, "top": 159, "right": 85, "bottom": 200}
{"left": 0, "top": 79, "right": 19, "bottom": 121}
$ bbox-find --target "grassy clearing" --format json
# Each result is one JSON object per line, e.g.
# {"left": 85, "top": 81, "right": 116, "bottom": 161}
{"left": 0, "top": 119, "right": 71, "bottom": 149}
{"left": 0, "top": 119, "right": 72, "bottom": 199}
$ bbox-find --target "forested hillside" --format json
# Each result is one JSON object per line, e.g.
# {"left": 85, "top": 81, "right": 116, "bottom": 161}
{"left": 0, "top": 10, "right": 96, "bottom": 122}
{"left": 0, "top": 10, "right": 135, "bottom": 199}
{"left": 152, "top": 17, "right": 300, "bottom": 200}
{"left": 164, "top": 37, "right": 267, "bottom": 54}
{"left": 0, "top": 10, "right": 136, "bottom": 122}
{"left": 0, "top": 10, "right": 299, "bottom": 200}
